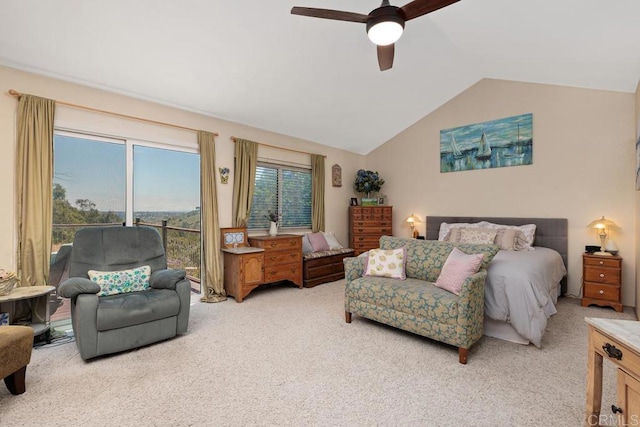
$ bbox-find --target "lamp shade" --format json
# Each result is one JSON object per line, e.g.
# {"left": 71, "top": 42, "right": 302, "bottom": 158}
{"left": 405, "top": 214, "right": 421, "bottom": 224}
{"left": 586, "top": 216, "right": 619, "bottom": 230}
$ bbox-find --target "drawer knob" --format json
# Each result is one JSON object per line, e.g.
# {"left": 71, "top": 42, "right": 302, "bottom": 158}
{"left": 600, "top": 273, "right": 605, "bottom": 278}
{"left": 603, "top": 343, "right": 623, "bottom": 360}
{"left": 599, "top": 290, "right": 604, "bottom": 295}
{"left": 599, "top": 261, "right": 604, "bottom": 265}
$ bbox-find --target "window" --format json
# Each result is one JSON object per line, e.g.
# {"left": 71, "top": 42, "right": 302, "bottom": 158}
{"left": 247, "top": 162, "right": 312, "bottom": 230}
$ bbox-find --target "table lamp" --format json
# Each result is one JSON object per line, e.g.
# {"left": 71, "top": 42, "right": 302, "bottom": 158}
{"left": 586, "top": 216, "right": 618, "bottom": 256}
{"left": 405, "top": 214, "right": 421, "bottom": 239}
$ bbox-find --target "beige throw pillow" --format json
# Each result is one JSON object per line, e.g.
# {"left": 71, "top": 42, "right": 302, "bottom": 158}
{"left": 458, "top": 228, "right": 497, "bottom": 245}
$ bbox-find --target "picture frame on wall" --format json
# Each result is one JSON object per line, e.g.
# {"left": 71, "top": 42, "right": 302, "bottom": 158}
{"left": 350, "top": 198, "right": 358, "bottom": 206}
{"left": 332, "top": 164, "right": 342, "bottom": 187}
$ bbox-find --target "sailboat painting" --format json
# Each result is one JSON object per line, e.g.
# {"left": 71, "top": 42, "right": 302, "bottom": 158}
{"left": 440, "top": 113, "right": 533, "bottom": 173}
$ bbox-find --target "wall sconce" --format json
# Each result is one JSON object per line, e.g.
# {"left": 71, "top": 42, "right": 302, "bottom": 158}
{"left": 405, "top": 214, "right": 421, "bottom": 239}
{"left": 586, "top": 216, "right": 619, "bottom": 256}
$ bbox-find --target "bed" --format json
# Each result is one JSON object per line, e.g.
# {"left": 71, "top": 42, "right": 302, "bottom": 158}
{"left": 426, "top": 216, "right": 568, "bottom": 347}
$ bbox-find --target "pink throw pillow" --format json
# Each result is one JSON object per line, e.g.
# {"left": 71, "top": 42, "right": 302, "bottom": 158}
{"left": 434, "top": 247, "right": 484, "bottom": 295}
{"left": 307, "top": 232, "right": 329, "bottom": 252}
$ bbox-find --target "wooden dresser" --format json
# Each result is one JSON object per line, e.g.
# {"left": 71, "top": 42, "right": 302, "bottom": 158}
{"left": 349, "top": 206, "right": 393, "bottom": 256}
{"left": 248, "top": 234, "right": 303, "bottom": 288}
{"left": 585, "top": 318, "right": 640, "bottom": 426}
{"left": 582, "top": 253, "right": 623, "bottom": 312}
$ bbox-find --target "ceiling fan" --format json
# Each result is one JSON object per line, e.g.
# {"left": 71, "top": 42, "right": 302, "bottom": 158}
{"left": 291, "top": 0, "right": 460, "bottom": 71}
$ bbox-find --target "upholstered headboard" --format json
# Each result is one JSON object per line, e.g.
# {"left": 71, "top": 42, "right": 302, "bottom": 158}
{"left": 426, "top": 216, "right": 568, "bottom": 294}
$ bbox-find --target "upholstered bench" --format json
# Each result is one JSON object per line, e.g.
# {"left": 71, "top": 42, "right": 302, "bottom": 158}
{"left": 303, "top": 248, "right": 355, "bottom": 288}
{"left": 0, "top": 325, "right": 34, "bottom": 394}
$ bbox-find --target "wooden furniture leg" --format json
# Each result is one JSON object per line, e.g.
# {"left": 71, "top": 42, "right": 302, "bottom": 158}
{"left": 345, "top": 312, "right": 352, "bottom": 323}
{"left": 458, "top": 347, "right": 468, "bottom": 364}
{"left": 586, "top": 326, "right": 603, "bottom": 426}
{"left": 4, "top": 366, "right": 27, "bottom": 395}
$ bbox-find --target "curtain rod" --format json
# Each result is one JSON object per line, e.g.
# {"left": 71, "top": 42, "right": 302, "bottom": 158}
{"left": 8, "top": 89, "right": 218, "bottom": 136}
{"left": 230, "top": 136, "right": 326, "bottom": 158}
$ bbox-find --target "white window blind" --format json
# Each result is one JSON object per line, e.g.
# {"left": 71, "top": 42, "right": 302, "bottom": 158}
{"left": 248, "top": 162, "right": 312, "bottom": 230}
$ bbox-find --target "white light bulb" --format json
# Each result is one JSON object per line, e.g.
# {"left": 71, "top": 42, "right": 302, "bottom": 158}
{"left": 367, "top": 21, "right": 403, "bottom": 46}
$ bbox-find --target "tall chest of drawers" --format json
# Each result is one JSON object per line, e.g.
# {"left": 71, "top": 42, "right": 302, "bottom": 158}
{"left": 581, "top": 253, "right": 623, "bottom": 312}
{"left": 349, "top": 206, "right": 393, "bottom": 256}
{"left": 248, "top": 234, "right": 303, "bottom": 288}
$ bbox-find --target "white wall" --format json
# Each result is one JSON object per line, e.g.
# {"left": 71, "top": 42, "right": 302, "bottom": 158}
{"left": 0, "top": 65, "right": 364, "bottom": 272}
{"left": 635, "top": 78, "right": 640, "bottom": 316}
{"left": 366, "top": 78, "right": 637, "bottom": 306}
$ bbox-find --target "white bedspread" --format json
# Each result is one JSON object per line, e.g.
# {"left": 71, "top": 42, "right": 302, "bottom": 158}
{"left": 484, "top": 247, "right": 567, "bottom": 347}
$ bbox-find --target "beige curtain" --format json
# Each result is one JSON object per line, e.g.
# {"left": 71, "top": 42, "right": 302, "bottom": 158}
{"left": 197, "top": 131, "right": 226, "bottom": 303}
{"left": 232, "top": 139, "right": 258, "bottom": 228}
{"left": 311, "top": 154, "right": 325, "bottom": 232}
{"left": 16, "top": 95, "right": 55, "bottom": 287}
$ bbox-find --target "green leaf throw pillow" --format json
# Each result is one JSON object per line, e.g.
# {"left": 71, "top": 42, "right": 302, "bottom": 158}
{"left": 88, "top": 265, "right": 151, "bottom": 296}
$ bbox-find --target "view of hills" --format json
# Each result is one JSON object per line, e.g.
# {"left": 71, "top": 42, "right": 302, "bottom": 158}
{"left": 52, "top": 184, "right": 202, "bottom": 282}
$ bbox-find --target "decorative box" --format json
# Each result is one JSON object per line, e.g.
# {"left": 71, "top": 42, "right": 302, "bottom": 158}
{"left": 0, "top": 312, "right": 9, "bottom": 326}
{"left": 361, "top": 198, "right": 378, "bottom": 206}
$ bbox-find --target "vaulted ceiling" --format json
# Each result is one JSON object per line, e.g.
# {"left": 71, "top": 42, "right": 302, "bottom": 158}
{"left": 1, "top": 0, "right": 639, "bottom": 154}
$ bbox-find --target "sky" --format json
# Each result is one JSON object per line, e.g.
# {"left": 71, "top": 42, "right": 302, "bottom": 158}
{"left": 54, "top": 134, "right": 200, "bottom": 212}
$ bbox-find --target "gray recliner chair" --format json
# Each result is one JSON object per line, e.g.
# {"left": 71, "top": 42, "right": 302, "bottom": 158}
{"left": 58, "top": 226, "right": 190, "bottom": 360}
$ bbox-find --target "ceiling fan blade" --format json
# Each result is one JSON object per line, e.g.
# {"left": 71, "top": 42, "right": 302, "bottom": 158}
{"left": 377, "top": 44, "right": 394, "bottom": 71}
{"left": 400, "top": 0, "right": 459, "bottom": 21}
{"left": 291, "top": 7, "right": 369, "bottom": 23}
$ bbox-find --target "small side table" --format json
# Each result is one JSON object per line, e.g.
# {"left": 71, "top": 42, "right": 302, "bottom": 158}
{"left": 582, "top": 253, "right": 623, "bottom": 312}
{"left": 0, "top": 285, "right": 55, "bottom": 342}
{"left": 585, "top": 318, "right": 640, "bottom": 425}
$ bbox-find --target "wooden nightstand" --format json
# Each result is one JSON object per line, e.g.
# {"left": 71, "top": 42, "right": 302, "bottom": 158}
{"left": 582, "top": 253, "right": 623, "bottom": 312}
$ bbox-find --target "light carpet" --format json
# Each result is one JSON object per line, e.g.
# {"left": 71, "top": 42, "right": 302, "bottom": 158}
{"left": 0, "top": 280, "right": 635, "bottom": 426}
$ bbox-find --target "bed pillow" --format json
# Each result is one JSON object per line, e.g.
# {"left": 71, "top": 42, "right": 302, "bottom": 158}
{"left": 302, "top": 234, "right": 314, "bottom": 254}
{"left": 438, "top": 222, "right": 483, "bottom": 241}
{"left": 88, "top": 265, "right": 151, "bottom": 296}
{"left": 480, "top": 222, "right": 536, "bottom": 250}
{"left": 322, "top": 231, "right": 344, "bottom": 250}
{"left": 364, "top": 248, "right": 407, "bottom": 279}
{"left": 308, "top": 232, "right": 330, "bottom": 252}
{"left": 458, "top": 228, "right": 497, "bottom": 245}
{"left": 494, "top": 228, "right": 525, "bottom": 251}
{"left": 434, "top": 248, "right": 484, "bottom": 295}
{"left": 446, "top": 226, "right": 527, "bottom": 251}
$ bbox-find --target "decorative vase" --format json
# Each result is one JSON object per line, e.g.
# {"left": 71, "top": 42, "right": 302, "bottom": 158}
{"left": 269, "top": 221, "right": 278, "bottom": 236}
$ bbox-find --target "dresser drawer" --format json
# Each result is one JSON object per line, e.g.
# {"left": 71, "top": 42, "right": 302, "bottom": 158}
{"left": 584, "top": 257, "right": 622, "bottom": 268}
{"left": 264, "top": 264, "right": 301, "bottom": 282}
{"left": 382, "top": 207, "right": 392, "bottom": 220}
{"left": 584, "top": 282, "right": 620, "bottom": 302}
{"left": 351, "top": 226, "right": 392, "bottom": 235}
{"left": 256, "top": 237, "right": 301, "bottom": 252}
{"left": 351, "top": 235, "right": 381, "bottom": 244}
{"left": 590, "top": 327, "right": 640, "bottom": 375}
{"left": 264, "top": 251, "right": 301, "bottom": 266}
{"left": 352, "top": 220, "right": 392, "bottom": 228}
{"left": 584, "top": 267, "right": 621, "bottom": 285}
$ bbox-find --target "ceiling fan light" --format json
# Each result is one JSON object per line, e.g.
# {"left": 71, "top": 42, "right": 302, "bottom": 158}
{"left": 367, "top": 19, "right": 403, "bottom": 46}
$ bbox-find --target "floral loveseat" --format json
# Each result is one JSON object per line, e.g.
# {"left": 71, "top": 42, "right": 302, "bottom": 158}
{"left": 344, "top": 236, "right": 498, "bottom": 364}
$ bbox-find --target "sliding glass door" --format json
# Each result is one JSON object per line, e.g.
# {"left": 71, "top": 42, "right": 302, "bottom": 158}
{"left": 52, "top": 131, "right": 201, "bottom": 295}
